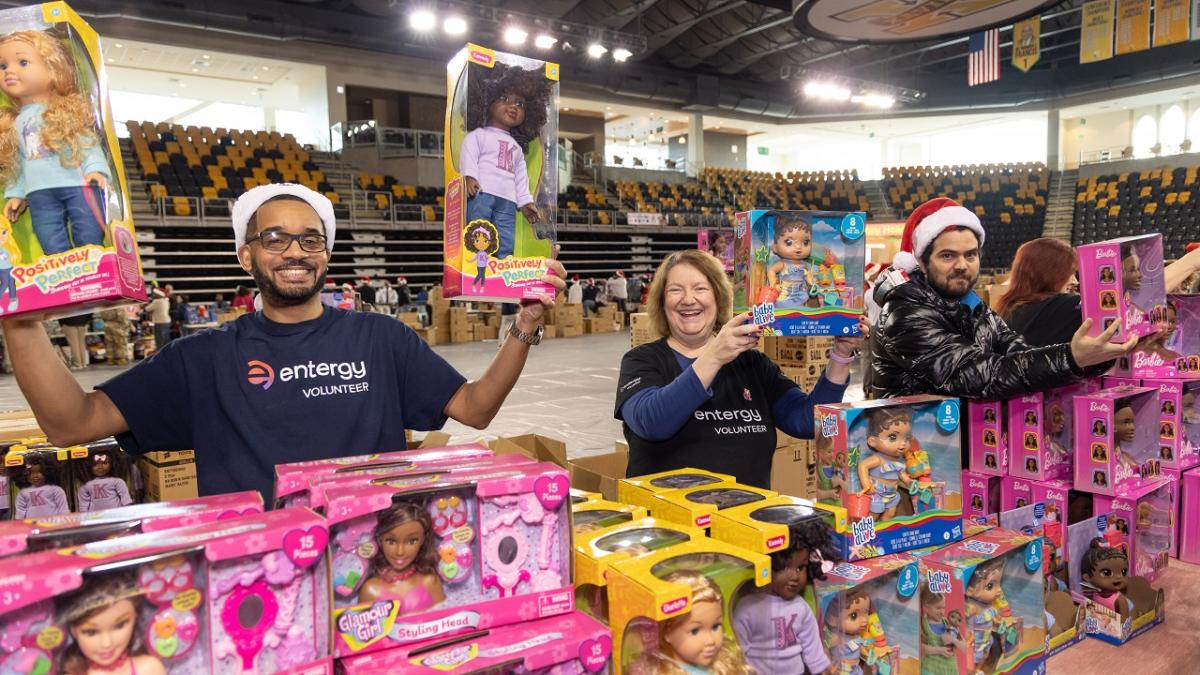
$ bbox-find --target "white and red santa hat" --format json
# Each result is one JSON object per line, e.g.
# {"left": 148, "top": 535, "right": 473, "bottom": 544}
{"left": 892, "top": 197, "right": 985, "bottom": 272}
{"left": 232, "top": 183, "right": 336, "bottom": 253}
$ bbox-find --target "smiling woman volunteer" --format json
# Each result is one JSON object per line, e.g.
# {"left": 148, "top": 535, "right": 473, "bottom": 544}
{"left": 614, "top": 250, "right": 867, "bottom": 489}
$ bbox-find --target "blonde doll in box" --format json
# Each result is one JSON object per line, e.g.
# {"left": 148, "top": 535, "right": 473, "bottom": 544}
{"left": 628, "top": 571, "right": 751, "bottom": 675}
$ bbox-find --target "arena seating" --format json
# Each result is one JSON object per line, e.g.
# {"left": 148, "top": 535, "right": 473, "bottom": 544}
{"left": 883, "top": 163, "right": 1048, "bottom": 269}
{"left": 1072, "top": 166, "right": 1197, "bottom": 259}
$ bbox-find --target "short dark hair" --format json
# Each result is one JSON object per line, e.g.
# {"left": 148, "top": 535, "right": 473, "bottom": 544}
{"left": 245, "top": 194, "right": 316, "bottom": 239}
{"left": 920, "top": 226, "right": 980, "bottom": 268}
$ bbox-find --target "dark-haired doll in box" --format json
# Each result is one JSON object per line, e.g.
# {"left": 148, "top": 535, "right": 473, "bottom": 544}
{"left": 12, "top": 455, "right": 68, "bottom": 519}
{"left": 462, "top": 61, "right": 554, "bottom": 260}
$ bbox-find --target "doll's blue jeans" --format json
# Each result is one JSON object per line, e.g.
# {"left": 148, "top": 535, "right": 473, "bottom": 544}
{"left": 466, "top": 192, "right": 515, "bottom": 259}
{"left": 27, "top": 185, "right": 106, "bottom": 254}
{"left": 0, "top": 268, "right": 13, "bottom": 302}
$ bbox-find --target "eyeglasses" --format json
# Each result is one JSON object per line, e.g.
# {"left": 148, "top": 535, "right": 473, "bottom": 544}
{"left": 244, "top": 230, "right": 327, "bottom": 253}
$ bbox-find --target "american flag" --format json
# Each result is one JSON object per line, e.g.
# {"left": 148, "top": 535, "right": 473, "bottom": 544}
{"left": 968, "top": 28, "right": 1000, "bottom": 86}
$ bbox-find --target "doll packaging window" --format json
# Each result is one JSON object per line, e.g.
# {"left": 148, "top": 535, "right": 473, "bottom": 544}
{"left": 1006, "top": 383, "right": 1086, "bottom": 482}
{"left": 273, "top": 443, "right": 494, "bottom": 508}
{"left": 337, "top": 609, "right": 612, "bottom": 674}
{"left": 604, "top": 537, "right": 770, "bottom": 675}
{"left": 0, "top": 507, "right": 332, "bottom": 675}
{"left": 5, "top": 444, "right": 73, "bottom": 519}
{"left": 1111, "top": 293, "right": 1200, "bottom": 379}
{"left": 616, "top": 468, "right": 735, "bottom": 514}
{"left": 442, "top": 43, "right": 558, "bottom": 302}
{"left": 1175, "top": 465, "right": 1200, "bottom": 564}
{"left": 1066, "top": 514, "right": 1165, "bottom": 645}
{"left": 697, "top": 227, "right": 734, "bottom": 272}
{"left": 1073, "top": 385, "right": 1161, "bottom": 496}
{"left": 648, "top": 483, "right": 777, "bottom": 531}
{"left": 1077, "top": 234, "right": 1165, "bottom": 343}
{"left": 813, "top": 553, "right": 921, "bottom": 675}
{"left": 965, "top": 470, "right": 1003, "bottom": 518}
{"left": 572, "top": 499, "right": 649, "bottom": 536}
{"left": 69, "top": 442, "right": 134, "bottom": 513}
{"left": 1105, "top": 375, "right": 1200, "bottom": 470}
{"left": 569, "top": 488, "right": 603, "bottom": 506}
{"left": 322, "top": 461, "right": 574, "bottom": 658}
{"left": 1091, "top": 475, "right": 1175, "bottom": 582}
{"left": 919, "top": 528, "right": 1047, "bottom": 674}
{"left": 708, "top": 494, "right": 844, "bottom": 559}
{"left": 968, "top": 399, "right": 1008, "bottom": 477}
{"left": 0, "top": 3, "right": 145, "bottom": 320}
{"left": 0, "top": 489, "right": 262, "bottom": 558}
{"left": 814, "top": 395, "right": 964, "bottom": 561}
{"left": 733, "top": 209, "right": 867, "bottom": 336}
{"left": 574, "top": 517, "right": 706, "bottom": 622}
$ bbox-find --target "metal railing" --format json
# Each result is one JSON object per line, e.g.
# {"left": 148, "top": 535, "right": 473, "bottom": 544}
{"left": 337, "top": 121, "right": 445, "bottom": 160}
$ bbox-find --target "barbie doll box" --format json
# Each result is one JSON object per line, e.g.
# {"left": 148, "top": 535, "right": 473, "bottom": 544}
{"left": 572, "top": 498, "right": 649, "bottom": 535}
{"left": 322, "top": 461, "right": 574, "bottom": 658}
{"left": 1176, "top": 466, "right": 1200, "bottom": 563}
{"left": 814, "top": 395, "right": 964, "bottom": 561}
{"left": 0, "top": 508, "right": 332, "bottom": 675}
{"left": 964, "top": 470, "right": 1003, "bottom": 518}
{"left": 1144, "top": 378, "right": 1200, "bottom": 470}
{"left": 0, "top": 489, "right": 261, "bottom": 558}
{"left": 1077, "top": 234, "right": 1164, "bottom": 343}
{"left": 1066, "top": 514, "right": 1165, "bottom": 645}
{"left": 1092, "top": 475, "right": 1175, "bottom": 582}
{"left": 919, "top": 528, "right": 1047, "bottom": 675}
{"left": 733, "top": 209, "right": 867, "bottom": 336}
{"left": 442, "top": 44, "right": 558, "bottom": 302}
{"left": 604, "top": 538, "right": 769, "bottom": 675}
{"left": 272, "top": 443, "right": 493, "bottom": 508}
{"left": 1073, "top": 386, "right": 1160, "bottom": 496}
{"left": 1006, "top": 383, "right": 1086, "bottom": 482}
{"left": 813, "top": 553, "right": 921, "bottom": 675}
{"left": 1111, "top": 293, "right": 1200, "bottom": 379}
{"left": 697, "top": 227, "right": 734, "bottom": 272}
{"left": 648, "top": 483, "right": 777, "bottom": 531}
{"left": 967, "top": 399, "right": 1007, "bottom": 476}
{"left": 337, "top": 609, "right": 612, "bottom": 674}
{"left": 616, "top": 467, "right": 735, "bottom": 514}
{"left": 0, "top": 3, "right": 146, "bottom": 319}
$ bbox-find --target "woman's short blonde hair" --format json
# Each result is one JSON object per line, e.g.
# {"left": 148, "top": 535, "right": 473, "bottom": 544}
{"left": 646, "top": 250, "right": 733, "bottom": 339}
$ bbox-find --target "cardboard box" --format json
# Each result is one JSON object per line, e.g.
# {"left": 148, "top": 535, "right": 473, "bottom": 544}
{"left": 543, "top": 325, "right": 557, "bottom": 339}
{"left": 485, "top": 325, "right": 500, "bottom": 340}
{"left": 397, "top": 312, "right": 420, "bottom": 324}
{"left": 561, "top": 324, "right": 584, "bottom": 338}
{"left": 584, "top": 318, "right": 614, "bottom": 334}
{"left": 569, "top": 442, "right": 629, "bottom": 501}
{"left": 489, "top": 434, "right": 568, "bottom": 468}
{"left": 770, "top": 440, "right": 815, "bottom": 499}
{"left": 138, "top": 450, "right": 198, "bottom": 502}
{"left": 416, "top": 326, "right": 439, "bottom": 346}
{"left": 0, "top": 411, "right": 43, "bottom": 442}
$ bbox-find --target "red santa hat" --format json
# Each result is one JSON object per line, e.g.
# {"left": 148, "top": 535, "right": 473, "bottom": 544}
{"left": 893, "top": 197, "right": 985, "bottom": 272}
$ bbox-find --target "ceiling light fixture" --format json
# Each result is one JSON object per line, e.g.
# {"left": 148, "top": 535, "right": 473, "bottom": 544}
{"left": 503, "top": 27, "right": 528, "bottom": 45}
{"left": 587, "top": 43, "right": 607, "bottom": 58}
{"left": 612, "top": 48, "right": 632, "bottom": 62}
{"left": 409, "top": 9, "right": 436, "bottom": 31}
{"left": 534, "top": 34, "right": 558, "bottom": 49}
{"left": 443, "top": 17, "right": 467, "bottom": 35}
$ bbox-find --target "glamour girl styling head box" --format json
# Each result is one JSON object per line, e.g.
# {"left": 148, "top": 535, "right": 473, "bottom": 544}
{"left": 442, "top": 44, "right": 557, "bottom": 302}
{"left": 734, "top": 209, "right": 866, "bottom": 336}
{"left": 0, "top": 508, "right": 332, "bottom": 675}
{"left": 322, "top": 461, "right": 573, "bottom": 658}
{"left": 1077, "top": 234, "right": 1165, "bottom": 343}
{"left": 0, "top": 3, "right": 145, "bottom": 319}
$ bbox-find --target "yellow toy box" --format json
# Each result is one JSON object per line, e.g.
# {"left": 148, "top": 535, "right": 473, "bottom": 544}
{"left": 617, "top": 467, "right": 735, "bottom": 513}
{"left": 573, "top": 499, "right": 649, "bottom": 535}
{"left": 709, "top": 494, "right": 845, "bottom": 556}
{"left": 569, "top": 487, "right": 602, "bottom": 505}
{"left": 606, "top": 538, "right": 770, "bottom": 675}
{"left": 649, "top": 483, "right": 777, "bottom": 530}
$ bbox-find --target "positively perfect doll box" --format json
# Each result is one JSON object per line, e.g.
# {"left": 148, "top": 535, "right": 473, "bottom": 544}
{"left": 733, "top": 209, "right": 866, "bottom": 336}
{"left": 0, "top": 2, "right": 145, "bottom": 319}
{"left": 441, "top": 43, "right": 557, "bottom": 302}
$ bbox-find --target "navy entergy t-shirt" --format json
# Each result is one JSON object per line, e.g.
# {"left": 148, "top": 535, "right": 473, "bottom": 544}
{"left": 98, "top": 307, "right": 466, "bottom": 501}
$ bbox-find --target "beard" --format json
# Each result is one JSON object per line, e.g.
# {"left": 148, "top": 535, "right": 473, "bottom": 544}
{"left": 928, "top": 268, "right": 978, "bottom": 300}
{"left": 250, "top": 258, "right": 326, "bottom": 307}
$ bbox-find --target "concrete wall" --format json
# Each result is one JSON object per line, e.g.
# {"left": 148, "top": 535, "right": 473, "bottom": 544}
{"left": 666, "top": 131, "right": 748, "bottom": 170}
{"left": 602, "top": 166, "right": 690, "bottom": 185}
{"left": 1062, "top": 110, "right": 1134, "bottom": 170}
{"left": 560, "top": 113, "right": 605, "bottom": 161}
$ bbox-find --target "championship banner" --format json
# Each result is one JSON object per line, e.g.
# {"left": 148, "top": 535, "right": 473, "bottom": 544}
{"left": 1080, "top": 0, "right": 1116, "bottom": 63}
{"left": 1012, "top": 15, "right": 1041, "bottom": 71}
{"left": 1154, "top": 0, "right": 1191, "bottom": 46}
{"left": 1115, "top": 0, "right": 1151, "bottom": 55}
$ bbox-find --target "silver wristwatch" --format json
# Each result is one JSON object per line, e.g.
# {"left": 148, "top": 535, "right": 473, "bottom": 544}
{"left": 508, "top": 321, "right": 543, "bottom": 346}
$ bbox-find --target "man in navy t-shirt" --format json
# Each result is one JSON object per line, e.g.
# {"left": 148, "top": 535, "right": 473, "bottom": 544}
{"left": 3, "top": 184, "right": 565, "bottom": 501}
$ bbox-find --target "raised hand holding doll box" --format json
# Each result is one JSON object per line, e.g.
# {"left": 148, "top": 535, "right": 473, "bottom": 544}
{"left": 0, "top": 3, "right": 145, "bottom": 319}
{"left": 442, "top": 44, "right": 557, "bottom": 302}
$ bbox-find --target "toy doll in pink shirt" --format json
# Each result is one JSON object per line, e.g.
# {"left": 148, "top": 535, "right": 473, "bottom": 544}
{"left": 76, "top": 451, "right": 133, "bottom": 512}
{"left": 466, "top": 220, "right": 499, "bottom": 291}
{"left": 462, "top": 61, "right": 553, "bottom": 260}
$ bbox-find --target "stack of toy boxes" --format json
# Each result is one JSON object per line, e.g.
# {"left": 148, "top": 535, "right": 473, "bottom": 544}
{"left": 5, "top": 441, "right": 139, "bottom": 519}
{"left": 616, "top": 468, "right": 734, "bottom": 514}
{"left": 964, "top": 400, "right": 1006, "bottom": 519}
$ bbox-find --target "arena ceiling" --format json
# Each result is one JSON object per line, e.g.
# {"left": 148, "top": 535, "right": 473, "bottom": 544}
{"left": 41, "top": 0, "right": 1200, "bottom": 121}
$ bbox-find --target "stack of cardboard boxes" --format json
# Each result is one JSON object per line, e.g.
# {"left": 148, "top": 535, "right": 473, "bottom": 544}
{"left": 771, "top": 431, "right": 816, "bottom": 501}
{"left": 584, "top": 304, "right": 623, "bottom": 334}
{"left": 546, "top": 300, "right": 584, "bottom": 338}
{"left": 760, "top": 335, "right": 833, "bottom": 390}
{"left": 629, "top": 313, "right": 654, "bottom": 348}
{"left": 975, "top": 272, "right": 1010, "bottom": 311}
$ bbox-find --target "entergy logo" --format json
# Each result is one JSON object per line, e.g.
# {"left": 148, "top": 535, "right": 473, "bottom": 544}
{"left": 247, "top": 360, "right": 275, "bottom": 390}
{"left": 927, "top": 569, "right": 952, "bottom": 594}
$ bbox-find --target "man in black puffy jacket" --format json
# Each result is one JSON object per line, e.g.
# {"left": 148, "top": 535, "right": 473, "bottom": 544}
{"left": 870, "top": 197, "right": 1136, "bottom": 400}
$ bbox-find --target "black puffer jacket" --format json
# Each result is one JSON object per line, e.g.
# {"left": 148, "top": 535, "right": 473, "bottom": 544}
{"left": 869, "top": 270, "right": 1104, "bottom": 400}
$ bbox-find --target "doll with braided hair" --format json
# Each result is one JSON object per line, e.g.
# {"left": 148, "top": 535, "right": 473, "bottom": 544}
{"left": 1, "top": 29, "right": 111, "bottom": 259}
{"left": 629, "top": 571, "right": 751, "bottom": 675}
{"left": 1079, "top": 537, "right": 1134, "bottom": 620}
{"left": 57, "top": 573, "right": 165, "bottom": 675}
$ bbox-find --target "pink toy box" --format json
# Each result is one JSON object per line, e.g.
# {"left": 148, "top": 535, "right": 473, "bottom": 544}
{"left": 967, "top": 399, "right": 1007, "bottom": 476}
{"left": 813, "top": 553, "right": 921, "bottom": 675}
{"left": 323, "top": 461, "right": 573, "bottom": 658}
{"left": 272, "top": 444, "right": 494, "bottom": 508}
{"left": 1006, "top": 383, "right": 1086, "bottom": 481}
{"left": 1077, "top": 234, "right": 1165, "bottom": 343}
{"left": 1074, "top": 385, "right": 1161, "bottom": 495}
{"left": 698, "top": 227, "right": 735, "bottom": 272}
{"left": 964, "top": 470, "right": 1002, "bottom": 518}
{"left": 1092, "top": 475, "right": 1175, "bottom": 581}
{"left": 1066, "top": 514, "right": 1165, "bottom": 645}
{"left": 0, "top": 490, "right": 261, "bottom": 558}
{"left": 1177, "top": 466, "right": 1200, "bottom": 564}
{"left": 814, "top": 395, "right": 964, "bottom": 560}
{"left": 919, "top": 528, "right": 1047, "bottom": 675}
{"left": 0, "top": 508, "right": 332, "bottom": 675}
{"left": 1112, "top": 293, "right": 1200, "bottom": 378}
{"left": 1107, "top": 376, "right": 1200, "bottom": 470}
{"left": 338, "top": 609, "right": 612, "bottom": 674}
